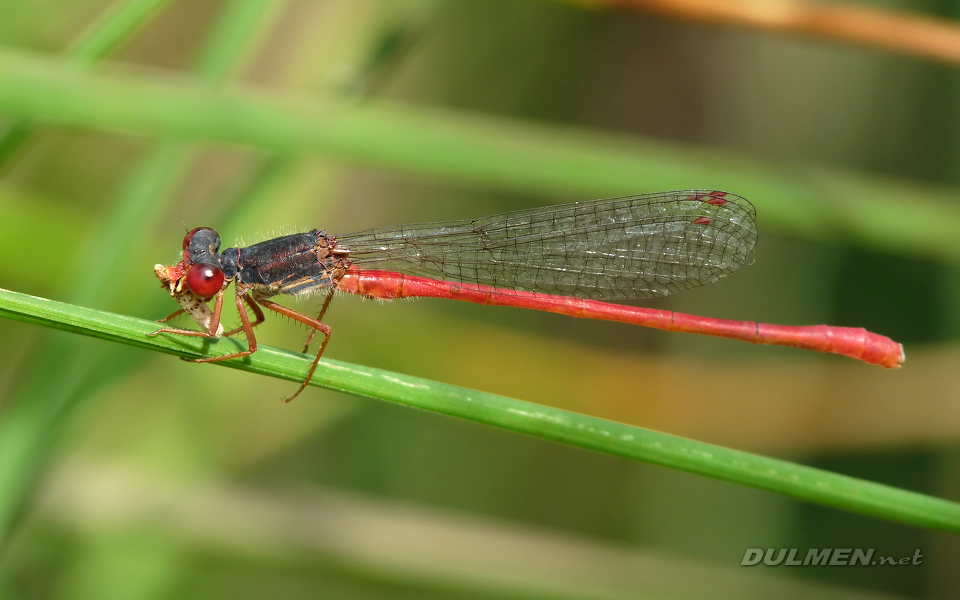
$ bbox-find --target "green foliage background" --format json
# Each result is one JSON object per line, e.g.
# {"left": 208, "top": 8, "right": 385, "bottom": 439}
{"left": 0, "top": 0, "right": 959, "bottom": 598}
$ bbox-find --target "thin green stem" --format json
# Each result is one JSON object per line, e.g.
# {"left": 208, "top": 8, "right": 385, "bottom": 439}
{"left": 194, "top": 0, "right": 281, "bottom": 82}
{"left": 0, "top": 0, "right": 176, "bottom": 165}
{"left": 0, "top": 49, "right": 957, "bottom": 262}
{"left": 2, "top": 286, "right": 959, "bottom": 534}
{"left": 0, "top": 0, "right": 280, "bottom": 545}
{"left": 69, "top": 0, "right": 177, "bottom": 65}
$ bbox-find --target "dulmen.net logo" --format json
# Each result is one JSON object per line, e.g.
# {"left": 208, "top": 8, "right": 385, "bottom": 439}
{"left": 741, "top": 548, "right": 923, "bottom": 567}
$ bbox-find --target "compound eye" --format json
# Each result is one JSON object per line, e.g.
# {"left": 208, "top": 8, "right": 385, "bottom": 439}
{"left": 183, "top": 227, "right": 215, "bottom": 251}
{"left": 185, "top": 263, "right": 224, "bottom": 298}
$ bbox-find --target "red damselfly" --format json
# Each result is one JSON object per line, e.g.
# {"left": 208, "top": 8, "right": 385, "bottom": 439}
{"left": 150, "top": 190, "right": 904, "bottom": 401}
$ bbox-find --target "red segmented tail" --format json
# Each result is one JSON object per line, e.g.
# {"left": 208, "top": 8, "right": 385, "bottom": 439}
{"left": 337, "top": 270, "right": 904, "bottom": 369}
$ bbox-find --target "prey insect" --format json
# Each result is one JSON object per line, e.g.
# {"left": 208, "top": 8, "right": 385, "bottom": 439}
{"left": 150, "top": 190, "right": 904, "bottom": 402}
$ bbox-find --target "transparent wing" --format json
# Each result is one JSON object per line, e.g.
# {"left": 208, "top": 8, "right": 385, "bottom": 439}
{"left": 336, "top": 190, "right": 758, "bottom": 301}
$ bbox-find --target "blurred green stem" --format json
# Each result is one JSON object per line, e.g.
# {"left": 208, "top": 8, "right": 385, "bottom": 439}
{"left": 70, "top": 0, "right": 176, "bottom": 64}
{"left": 0, "top": 49, "right": 958, "bottom": 262}
{"left": 3, "top": 286, "right": 960, "bottom": 534}
{"left": 0, "top": 0, "right": 279, "bottom": 546}
{"left": 0, "top": 0, "right": 176, "bottom": 167}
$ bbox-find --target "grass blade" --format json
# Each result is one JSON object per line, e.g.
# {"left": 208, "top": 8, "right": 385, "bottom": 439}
{"left": 2, "top": 286, "right": 959, "bottom": 534}
{"left": 0, "top": 0, "right": 280, "bottom": 544}
{"left": 70, "top": 0, "right": 177, "bottom": 65}
{"left": 0, "top": 48, "right": 956, "bottom": 261}
{"left": 0, "top": 0, "right": 177, "bottom": 165}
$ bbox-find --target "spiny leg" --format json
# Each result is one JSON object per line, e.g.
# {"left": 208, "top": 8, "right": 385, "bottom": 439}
{"left": 256, "top": 298, "right": 332, "bottom": 403}
{"left": 301, "top": 293, "right": 334, "bottom": 353}
{"left": 223, "top": 294, "right": 265, "bottom": 338}
{"left": 194, "top": 287, "right": 259, "bottom": 363}
{"left": 156, "top": 308, "right": 186, "bottom": 323}
{"left": 148, "top": 290, "right": 226, "bottom": 338}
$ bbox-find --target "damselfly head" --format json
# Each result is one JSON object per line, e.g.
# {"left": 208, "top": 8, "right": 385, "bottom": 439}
{"left": 179, "top": 227, "right": 227, "bottom": 299}
{"left": 154, "top": 227, "right": 228, "bottom": 301}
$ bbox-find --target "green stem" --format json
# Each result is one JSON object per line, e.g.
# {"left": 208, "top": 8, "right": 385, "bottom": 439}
{"left": 194, "top": 0, "right": 279, "bottom": 82}
{"left": 0, "top": 0, "right": 176, "bottom": 164}
{"left": 69, "top": 0, "right": 177, "bottom": 64}
{"left": 2, "top": 286, "right": 960, "bottom": 533}
{"left": 0, "top": 0, "right": 280, "bottom": 545}
{"left": 0, "top": 49, "right": 957, "bottom": 261}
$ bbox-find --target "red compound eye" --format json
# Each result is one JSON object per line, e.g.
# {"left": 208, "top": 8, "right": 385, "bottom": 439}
{"left": 185, "top": 263, "right": 224, "bottom": 298}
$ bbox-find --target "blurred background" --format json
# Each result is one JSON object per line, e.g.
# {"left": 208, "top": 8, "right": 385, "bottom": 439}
{"left": 1, "top": 0, "right": 959, "bottom": 597}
